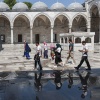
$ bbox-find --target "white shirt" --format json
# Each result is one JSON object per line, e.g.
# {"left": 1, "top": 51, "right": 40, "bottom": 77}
{"left": 36, "top": 45, "right": 42, "bottom": 56}
{"left": 57, "top": 47, "right": 61, "bottom": 53}
{"left": 44, "top": 44, "right": 48, "bottom": 50}
{"left": 81, "top": 45, "right": 88, "bottom": 56}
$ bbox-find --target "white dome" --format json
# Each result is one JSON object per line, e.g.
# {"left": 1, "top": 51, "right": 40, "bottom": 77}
{"left": 31, "top": 1, "right": 48, "bottom": 11}
{"left": 12, "top": 2, "right": 28, "bottom": 11}
{"left": 68, "top": 2, "right": 83, "bottom": 10}
{"left": 0, "top": 2, "right": 10, "bottom": 11}
{"left": 51, "top": 2, "right": 66, "bottom": 11}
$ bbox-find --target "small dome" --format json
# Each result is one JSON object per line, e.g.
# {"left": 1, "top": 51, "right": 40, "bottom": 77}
{"left": 12, "top": 2, "right": 28, "bottom": 11}
{"left": 0, "top": 2, "right": 10, "bottom": 11}
{"left": 51, "top": 2, "right": 66, "bottom": 11}
{"left": 68, "top": 2, "right": 83, "bottom": 10}
{"left": 31, "top": 1, "right": 48, "bottom": 11}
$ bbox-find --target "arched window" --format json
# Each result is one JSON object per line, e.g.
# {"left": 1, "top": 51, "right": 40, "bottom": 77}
{"left": 75, "top": 37, "right": 81, "bottom": 43}
{"left": 61, "top": 38, "right": 63, "bottom": 43}
{"left": 65, "top": 38, "right": 67, "bottom": 43}
{"left": 85, "top": 37, "right": 91, "bottom": 43}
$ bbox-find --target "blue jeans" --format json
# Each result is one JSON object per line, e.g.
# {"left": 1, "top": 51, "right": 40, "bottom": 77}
{"left": 26, "top": 52, "right": 30, "bottom": 59}
{"left": 44, "top": 50, "right": 48, "bottom": 59}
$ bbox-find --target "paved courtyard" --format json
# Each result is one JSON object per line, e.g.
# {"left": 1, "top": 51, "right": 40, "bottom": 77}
{"left": 0, "top": 44, "right": 100, "bottom": 72}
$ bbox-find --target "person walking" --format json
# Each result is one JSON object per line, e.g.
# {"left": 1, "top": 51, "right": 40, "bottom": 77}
{"left": 25, "top": 42, "right": 31, "bottom": 59}
{"left": 34, "top": 42, "right": 42, "bottom": 70}
{"left": 66, "top": 39, "right": 76, "bottom": 64}
{"left": 43, "top": 42, "right": 48, "bottom": 59}
{"left": 50, "top": 42, "right": 55, "bottom": 60}
{"left": 55, "top": 43, "right": 63, "bottom": 66}
{"left": 75, "top": 41, "right": 91, "bottom": 70}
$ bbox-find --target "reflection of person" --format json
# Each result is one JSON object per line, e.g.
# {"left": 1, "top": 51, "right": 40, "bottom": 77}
{"left": 55, "top": 43, "right": 63, "bottom": 66}
{"left": 67, "top": 72, "right": 73, "bottom": 89}
{"left": 34, "top": 72, "right": 42, "bottom": 92}
{"left": 78, "top": 72, "right": 90, "bottom": 99}
{"left": 43, "top": 42, "right": 48, "bottom": 59}
{"left": 34, "top": 42, "right": 42, "bottom": 70}
{"left": 54, "top": 71, "right": 62, "bottom": 90}
{"left": 25, "top": 42, "right": 31, "bottom": 59}
{"left": 66, "top": 39, "right": 76, "bottom": 64}
{"left": 23, "top": 40, "right": 26, "bottom": 57}
{"left": 75, "top": 41, "right": 91, "bottom": 70}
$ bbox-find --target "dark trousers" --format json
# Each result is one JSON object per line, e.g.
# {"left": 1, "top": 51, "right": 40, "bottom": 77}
{"left": 44, "top": 50, "right": 48, "bottom": 58}
{"left": 35, "top": 60, "right": 42, "bottom": 70}
{"left": 25, "top": 52, "right": 30, "bottom": 58}
{"left": 55, "top": 53, "right": 62, "bottom": 65}
{"left": 77, "top": 56, "right": 91, "bottom": 69}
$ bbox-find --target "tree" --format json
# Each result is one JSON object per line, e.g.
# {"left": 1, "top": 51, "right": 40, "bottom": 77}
{"left": 4, "top": 0, "right": 16, "bottom": 9}
{"left": 23, "top": 2, "right": 32, "bottom": 9}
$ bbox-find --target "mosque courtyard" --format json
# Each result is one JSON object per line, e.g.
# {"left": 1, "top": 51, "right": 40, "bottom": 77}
{"left": 0, "top": 44, "right": 99, "bottom": 100}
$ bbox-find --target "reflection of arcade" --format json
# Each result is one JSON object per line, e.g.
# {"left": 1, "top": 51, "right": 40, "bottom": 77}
{"left": 34, "top": 72, "right": 42, "bottom": 92}
{"left": 53, "top": 71, "right": 62, "bottom": 90}
{"left": 78, "top": 72, "right": 90, "bottom": 99}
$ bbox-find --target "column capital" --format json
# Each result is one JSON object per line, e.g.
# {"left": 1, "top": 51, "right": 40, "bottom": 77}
{"left": 10, "top": 26, "right": 13, "bottom": 30}
{"left": 51, "top": 25, "right": 54, "bottom": 29}
{"left": 30, "top": 26, "right": 33, "bottom": 30}
{"left": 69, "top": 24, "right": 72, "bottom": 28}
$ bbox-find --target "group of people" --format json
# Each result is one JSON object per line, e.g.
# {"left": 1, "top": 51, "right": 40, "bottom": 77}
{"left": 23, "top": 39, "right": 91, "bottom": 71}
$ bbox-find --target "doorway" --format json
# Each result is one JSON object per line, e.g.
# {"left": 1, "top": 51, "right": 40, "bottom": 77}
{"left": 35, "top": 34, "right": 39, "bottom": 43}
{"left": 18, "top": 34, "right": 22, "bottom": 42}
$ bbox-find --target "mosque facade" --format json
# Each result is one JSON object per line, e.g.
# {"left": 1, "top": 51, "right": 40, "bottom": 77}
{"left": 0, "top": 0, "right": 99, "bottom": 44}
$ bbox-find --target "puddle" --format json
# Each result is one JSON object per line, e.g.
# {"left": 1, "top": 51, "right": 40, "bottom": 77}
{"left": 0, "top": 69, "right": 99, "bottom": 100}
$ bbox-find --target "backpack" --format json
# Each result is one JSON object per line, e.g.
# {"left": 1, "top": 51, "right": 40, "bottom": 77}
{"left": 28, "top": 47, "right": 31, "bottom": 52}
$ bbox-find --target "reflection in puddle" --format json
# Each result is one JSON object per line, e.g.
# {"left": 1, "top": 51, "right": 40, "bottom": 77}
{"left": 0, "top": 70, "right": 99, "bottom": 100}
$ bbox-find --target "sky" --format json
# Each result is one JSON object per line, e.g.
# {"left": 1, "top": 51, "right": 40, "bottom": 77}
{"left": 18, "top": 0, "right": 85, "bottom": 7}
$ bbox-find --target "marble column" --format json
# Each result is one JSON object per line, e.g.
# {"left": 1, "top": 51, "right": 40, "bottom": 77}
{"left": 11, "top": 26, "right": 13, "bottom": 44}
{"left": 30, "top": 27, "right": 33, "bottom": 44}
{"left": 69, "top": 25, "right": 72, "bottom": 33}
{"left": 51, "top": 25, "right": 54, "bottom": 43}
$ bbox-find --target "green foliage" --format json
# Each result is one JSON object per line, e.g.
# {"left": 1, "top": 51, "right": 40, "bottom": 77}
{"left": 23, "top": 2, "right": 32, "bottom": 9}
{"left": 4, "top": 0, "right": 16, "bottom": 9}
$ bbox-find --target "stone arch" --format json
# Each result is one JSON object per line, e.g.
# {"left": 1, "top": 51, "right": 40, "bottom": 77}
{"left": 12, "top": 13, "right": 31, "bottom": 26}
{"left": 85, "top": 37, "right": 91, "bottom": 43}
{"left": 53, "top": 13, "right": 70, "bottom": 25}
{"left": 13, "top": 14, "right": 30, "bottom": 43}
{"left": 32, "top": 13, "right": 52, "bottom": 43}
{"left": 75, "top": 37, "right": 81, "bottom": 43}
{"left": 90, "top": 4, "right": 99, "bottom": 43}
{"left": 32, "top": 13, "right": 52, "bottom": 26}
{"left": 54, "top": 14, "right": 69, "bottom": 43}
{"left": 89, "top": 3, "right": 99, "bottom": 14}
{"left": 0, "top": 14, "right": 11, "bottom": 43}
{"left": 72, "top": 13, "right": 88, "bottom": 25}
{"left": 72, "top": 14, "right": 87, "bottom": 32}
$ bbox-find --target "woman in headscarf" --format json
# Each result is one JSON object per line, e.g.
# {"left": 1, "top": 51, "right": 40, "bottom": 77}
{"left": 25, "top": 42, "right": 31, "bottom": 59}
{"left": 43, "top": 42, "right": 48, "bottom": 59}
{"left": 55, "top": 43, "right": 63, "bottom": 66}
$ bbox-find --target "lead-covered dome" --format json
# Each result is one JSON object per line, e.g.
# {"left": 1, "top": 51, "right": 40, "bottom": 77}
{"left": 51, "top": 2, "right": 66, "bottom": 11}
{"left": 68, "top": 2, "right": 83, "bottom": 10}
{"left": 31, "top": 1, "right": 48, "bottom": 11}
{"left": 0, "top": 2, "right": 10, "bottom": 11}
{"left": 12, "top": 2, "right": 28, "bottom": 11}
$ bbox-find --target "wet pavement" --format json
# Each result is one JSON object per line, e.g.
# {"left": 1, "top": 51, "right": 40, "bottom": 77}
{"left": 0, "top": 68, "right": 99, "bottom": 100}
